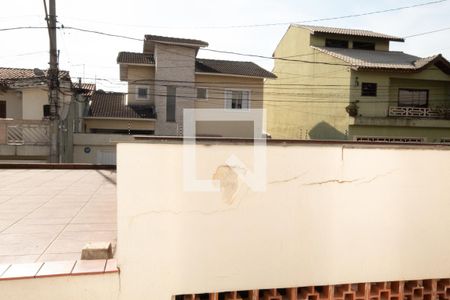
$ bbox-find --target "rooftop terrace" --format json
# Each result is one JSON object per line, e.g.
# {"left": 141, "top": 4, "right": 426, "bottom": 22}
{"left": 0, "top": 169, "right": 116, "bottom": 264}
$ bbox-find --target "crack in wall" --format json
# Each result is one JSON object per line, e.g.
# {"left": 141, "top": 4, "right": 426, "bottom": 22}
{"left": 268, "top": 171, "right": 308, "bottom": 185}
{"left": 302, "top": 178, "right": 361, "bottom": 186}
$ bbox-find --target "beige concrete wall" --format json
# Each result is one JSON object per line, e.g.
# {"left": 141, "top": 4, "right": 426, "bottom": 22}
{"left": 195, "top": 75, "right": 264, "bottom": 109}
{"left": 85, "top": 118, "right": 156, "bottom": 132}
{"left": 126, "top": 65, "right": 155, "bottom": 105}
{"left": 21, "top": 88, "right": 48, "bottom": 120}
{"left": 0, "top": 90, "right": 23, "bottom": 119}
{"left": 350, "top": 71, "right": 392, "bottom": 118}
{"left": 266, "top": 25, "right": 352, "bottom": 140}
{"left": 73, "top": 133, "right": 136, "bottom": 164}
{"left": 0, "top": 273, "right": 119, "bottom": 300}
{"left": 196, "top": 121, "right": 255, "bottom": 138}
{"left": 193, "top": 75, "right": 264, "bottom": 138}
{"left": 116, "top": 142, "right": 450, "bottom": 299}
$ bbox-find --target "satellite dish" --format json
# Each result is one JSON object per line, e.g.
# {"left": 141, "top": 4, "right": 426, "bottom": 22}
{"left": 33, "top": 68, "right": 45, "bottom": 77}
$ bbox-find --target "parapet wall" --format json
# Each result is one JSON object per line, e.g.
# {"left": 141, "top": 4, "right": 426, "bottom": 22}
{"left": 116, "top": 142, "right": 450, "bottom": 299}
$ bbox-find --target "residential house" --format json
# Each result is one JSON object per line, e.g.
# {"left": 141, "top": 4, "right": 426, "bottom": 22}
{"left": 266, "top": 25, "right": 450, "bottom": 143}
{"left": 84, "top": 91, "right": 156, "bottom": 135}
{"left": 73, "top": 90, "right": 156, "bottom": 164}
{"left": 0, "top": 67, "right": 74, "bottom": 161}
{"left": 116, "top": 34, "right": 276, "bottom": 138}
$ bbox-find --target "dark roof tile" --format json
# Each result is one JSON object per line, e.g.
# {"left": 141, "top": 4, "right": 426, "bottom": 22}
{"left": 195, "top": 58, "right": 276, "bottom": 78}
{"left": 117, "top": 52, "right": 155, "bottom": 65}
{"left": 144, "top": 35, "right": 208, "bottom": 47}
{"left": 73, "top": 83, "right": 96, "bottom": 97}
{"left": 116, "top": 52, "right": 275, "bottom": 78}
{"left": 88, "top": 92, "right": 156, "bottom": 119}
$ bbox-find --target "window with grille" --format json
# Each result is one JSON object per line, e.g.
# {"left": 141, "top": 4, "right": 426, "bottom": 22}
{"left": 398, "top": 89, "right": 428, "bottom": 107}
{"left": 361, "top": 83, "right": 377, "bottom": 97}
{"left": 136, "top": 86, "right": 150, "bottom": 100}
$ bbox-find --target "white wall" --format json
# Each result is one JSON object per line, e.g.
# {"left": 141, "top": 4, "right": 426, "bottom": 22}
{"left": 73, "top": 133, "right": 136, "bottom": 164}
{"left": 21, "top": 88, "right": 48, "bottom": 120}
{"left": 0, "top": 273, "right": 119, "bottom": 300}
{"left": 117, "top": 142, "right": 450, "bottom": 299}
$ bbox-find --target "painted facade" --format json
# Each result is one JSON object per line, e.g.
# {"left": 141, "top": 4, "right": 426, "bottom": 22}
{"left": 116, "top": 34, "right": 275, "bottom": 138}
{"left": 266, "top": 25, "right": 450, "bottom": 143}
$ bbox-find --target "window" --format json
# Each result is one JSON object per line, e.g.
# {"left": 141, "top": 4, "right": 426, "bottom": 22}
{"left": 325, "top": 39, "right": 349, "bottom": 48}
{"left": 225, "top": 90, "right": 250, "bottom": 110}
{"left": 398, "top": 89, "right": 428, "bottom": 107}
{"left": 136, "top": 86, "right": 150, "bottom": 100}
{"left": 361, "top": 83, "right": 377, "bottom": 97}
{"left": 166, "top": 86, "right": 176, "bottom": 122}
{"left": 353, "top": 41, "right": 375, "bottom": 50}
{"left": 0, "top": 101, "right": 5, "bottom": 118}
{"left": 197, "top": 88, "right": 208, "bottom": 100}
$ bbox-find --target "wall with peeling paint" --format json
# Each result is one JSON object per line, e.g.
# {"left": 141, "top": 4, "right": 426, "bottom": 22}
{"left": 116, "top": 142, "right": 450, "bottom": 299}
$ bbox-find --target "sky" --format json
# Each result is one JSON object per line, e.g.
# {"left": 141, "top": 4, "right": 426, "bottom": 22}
{"left": 0, "top": 0, "right": 449, "bottom": 91}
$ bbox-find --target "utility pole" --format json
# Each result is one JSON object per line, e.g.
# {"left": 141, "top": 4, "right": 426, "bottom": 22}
{"left": 45, "top": 0, "right": 60, "bottom": 163}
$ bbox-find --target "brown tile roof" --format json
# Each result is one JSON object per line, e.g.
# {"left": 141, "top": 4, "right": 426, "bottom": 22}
{"left": 0, "top": 67, "right": 70, "bottom": 81}
{"left": 312, "top": 47, "right": 450, "bottom": 73}
{"left": 295, "top": 25, "right": 405, "bottom": 42}
{"left": 88, "top": 91, "right": 156, "bottom": 119}
{"left": 117, "top": 52, "right": 155, "bottom": 65}
{"left": 196, "top": 58, "right": 276, "bottom": 78}
{"left": 73, "top": 83, "right": 96, "bottom": 97}
{"left": 144, "top": 34, "right": 208, "bottom": 47}
{"left": 116, "top": 52, "right": 276, "bottom": 78}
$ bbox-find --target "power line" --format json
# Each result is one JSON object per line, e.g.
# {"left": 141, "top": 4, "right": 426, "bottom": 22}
{"left": 60, "top": 0, "right": 448, "bottom": 30}
{"left": 404, "top": 26, "right": 450, "bottom": 38}
{"left": 63, "top": 26, "right": 143, "bottom": 42}
{"left": 0, "top": 26, "right": 49, "bottom": 32}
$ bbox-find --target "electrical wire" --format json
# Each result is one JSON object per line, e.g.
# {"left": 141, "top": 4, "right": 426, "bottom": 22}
{"left": 60, "top": 0, "right": 448, "bottom": 30}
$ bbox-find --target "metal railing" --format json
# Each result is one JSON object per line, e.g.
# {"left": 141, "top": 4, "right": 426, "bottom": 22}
{"left": 388, "top": 106, "right": 450, "bottom": 119}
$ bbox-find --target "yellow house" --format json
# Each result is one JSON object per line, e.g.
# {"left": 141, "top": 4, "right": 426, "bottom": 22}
{"left": 266, "top": 25, "right": 450, "bottom": 143}
{"left": 115, "top": 34, "right": 276, "bottom": 138}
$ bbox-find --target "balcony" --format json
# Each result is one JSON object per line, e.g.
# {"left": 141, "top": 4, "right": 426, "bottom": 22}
{"left": 388, "top": 106, "right": 450, "bottom": 119}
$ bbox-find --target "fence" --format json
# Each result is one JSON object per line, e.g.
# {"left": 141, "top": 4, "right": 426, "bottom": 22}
{"left": 0, "top": 120, "right": 50, "bottom": 145}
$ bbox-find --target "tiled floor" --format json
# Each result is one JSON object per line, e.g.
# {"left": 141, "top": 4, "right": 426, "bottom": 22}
{"left": 0, "top": 169, "right": 117, "bottom": 264}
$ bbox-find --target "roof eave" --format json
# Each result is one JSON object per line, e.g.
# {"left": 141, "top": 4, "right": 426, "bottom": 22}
{"left": 195, "top": 72, "right": 276, "bottom": 79}
{"left": 117, "top": 62, "right": 155, "bottom": 67}
{"left": 84, "top": 116, "right": 156, "bottom": 121}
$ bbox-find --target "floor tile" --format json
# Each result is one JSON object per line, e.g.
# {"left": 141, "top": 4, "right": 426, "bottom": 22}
{"left": 36, "top": 260, "right": 76, "bottom": 277}
{"left": 0, "top": 262, "right": 44, "bottom": 279}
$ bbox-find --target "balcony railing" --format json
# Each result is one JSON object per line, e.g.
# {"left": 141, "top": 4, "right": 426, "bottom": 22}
{"left": 388, "top": 106, "right": 450, "bottom": 119}
{"left": 0, "top": 119, "right": 50, "bottom": 146}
